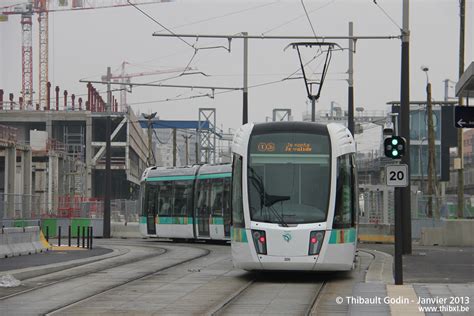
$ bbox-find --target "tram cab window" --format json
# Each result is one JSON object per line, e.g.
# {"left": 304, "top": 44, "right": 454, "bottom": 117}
{"left": 247, "top": 132, "right": 331, "bottom": 224}
{"left": 333, "top": 154, "right": 355, "bottom": 228}
{"left": 232, "top": 155, "right": 245, "bottom": 228}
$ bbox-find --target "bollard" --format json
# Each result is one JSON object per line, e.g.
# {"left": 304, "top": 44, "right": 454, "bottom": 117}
{"left": 77, "top": 226, "right": 80, "bottom": 247}
{"left": 68, "top": 226, "right": 71, "bottom": 247}
{"left": 89, "top": 226, "right": 93, "bottom": 249}
{"left": 46, "top": 226, "right": 49, "bottom": 242}
{"left": 58, "top": 226, "right": 61, "bottom": 247}
{"left": 86, "top": 226, "right": 89, "bottom": 249}
{"left": 82, "top": 226, "right": 85, "bottom": 248}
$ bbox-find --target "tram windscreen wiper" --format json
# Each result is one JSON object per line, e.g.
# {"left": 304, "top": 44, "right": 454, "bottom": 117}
{"left": 248, "top": 167, "right": 289, "bottom": 227}
{"left": 263, "top": 194, "right": 290, "bottom": 207}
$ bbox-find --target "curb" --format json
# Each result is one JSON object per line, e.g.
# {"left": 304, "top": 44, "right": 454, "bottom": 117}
{"left": 362, "top": 249, "right": 394, "bottom": 284}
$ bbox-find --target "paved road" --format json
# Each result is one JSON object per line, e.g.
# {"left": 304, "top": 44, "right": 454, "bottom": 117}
{"left": 0, "top": 239, "right": 472, "bottom": 315}
{"left": 359, "top": 243, "right": 474, "bottom": 283}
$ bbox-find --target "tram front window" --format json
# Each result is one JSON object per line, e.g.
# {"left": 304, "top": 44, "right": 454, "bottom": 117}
{"left": 248, "top": 132, "right": 331, "bottom": 224}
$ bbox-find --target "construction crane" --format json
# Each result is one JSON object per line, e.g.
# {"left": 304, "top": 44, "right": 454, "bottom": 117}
{"left": 110, "top": 62, "right": 193, "bottom": 111}
{"left": 1, "top": 0, "right": 170, "bottom": 110}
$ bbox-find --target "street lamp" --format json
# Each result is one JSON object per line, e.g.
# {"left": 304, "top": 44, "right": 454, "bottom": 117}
{"left": 419, "top": 137, "right": 427, "bottom": 193}
{"left": 420, "top": 66, "right": 438, "bottom": 218}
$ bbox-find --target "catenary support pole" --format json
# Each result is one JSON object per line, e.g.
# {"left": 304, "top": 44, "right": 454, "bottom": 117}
{"left": 457, "top": 0, "right": 465, "bottom": 218}
{"left": 348, "top": 22, "right": 355, "bottom": 135}
{"left": 400, "top": 0, "right": 412, "bottom": 255}
{"left": 243, "top": 32, "right": 248, "bottom": 125}
{"left": 103, "top": 66, "right": 112, "bottom": 238}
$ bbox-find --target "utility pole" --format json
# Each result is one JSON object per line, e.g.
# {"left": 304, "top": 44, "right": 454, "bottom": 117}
{"left": 426, "top": 80, "right": 437, "bottom": 218}
{"left": 173, "top": 128, "right": 177, "bottom": 167}
{"left": 400, "top": 0, "right": 412, "bottom": 256}
{"left": 182, "top": 134, "right": 193, "bottom": 166}
{"left": 311, "top": 96, "right": 316, "bottom": 122}
{"left": 144, "top": 112, "right": 157, "bottom": 167}
{"left": 103, "top": 66, "right": 112, "bottom": 239}
{"left": 457, "top": 0, "right": 465, "bottom": 218}
{"left": 348, "top": 22, "right": 355, "bottom": 135}
{"left": 243, "top": 31, "right": 249, "bottom": 125}
{"left": 394, "top": 0, "right": 410, "bottom": 285}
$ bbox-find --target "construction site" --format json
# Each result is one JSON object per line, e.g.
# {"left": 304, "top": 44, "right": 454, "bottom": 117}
{"left": 0, "top": 0, "right": 229, "bottom": 225}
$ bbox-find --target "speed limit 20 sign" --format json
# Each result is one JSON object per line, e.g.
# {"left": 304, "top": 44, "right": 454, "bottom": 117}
{"left": 385, "top": 164, "right": 409, "bottom": 187}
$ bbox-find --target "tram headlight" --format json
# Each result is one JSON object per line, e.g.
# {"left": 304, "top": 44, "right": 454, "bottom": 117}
{"left": 308, "top": 231, "right": 325, "bottom": 255}
{"left": 251, "top": 230, "right": 267, "bottom": 255}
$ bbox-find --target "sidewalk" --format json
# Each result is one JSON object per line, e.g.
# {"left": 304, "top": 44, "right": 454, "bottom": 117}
{"left": 0, "top": 239, "right": 114, "bottom": 280}
{"left": 349, "top": 244, "right": 474, "bottom": 315}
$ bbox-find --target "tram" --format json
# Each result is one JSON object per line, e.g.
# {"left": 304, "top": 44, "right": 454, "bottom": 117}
{"left": 139, "top": 164, "right": 232, "bottom": 241}
{"left": 231, "top": 121, "right": 358, "bottom": 271}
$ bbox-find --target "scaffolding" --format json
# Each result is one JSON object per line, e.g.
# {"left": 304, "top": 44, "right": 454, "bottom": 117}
{"left": 198, "top": 108, "right": 216, "bottom": 164}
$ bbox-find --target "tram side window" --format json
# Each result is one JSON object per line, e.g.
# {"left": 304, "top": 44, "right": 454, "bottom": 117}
{"left": 211, "top": 178, "right": 224, "bottom": 217}
{"left": 223, "top": 178, "right": 231, "bottom": 217}
{"left": 158, "top": 181, "right": 173, "bottom": 216}
{"left": 174, "top": 181, "right": 192, "bottom": 217}
{"left": 196, "top": 179, "right": 211, "bottom": 217}
{"left": 333, "top": 155, "right": 353, "bottom": 228}
{"left": 232, "top": 154, "right": 245, "bottom": 228}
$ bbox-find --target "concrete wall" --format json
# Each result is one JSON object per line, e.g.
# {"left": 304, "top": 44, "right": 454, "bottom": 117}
{"left": 111, "top": 222, "right": 141, "bottom": 238}
{"left": 421, "top": 219, "right": 474, "bottom": 246}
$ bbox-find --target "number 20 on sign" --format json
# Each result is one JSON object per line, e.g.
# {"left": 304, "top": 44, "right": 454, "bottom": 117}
{"left": 385, "top": 164, "right": 409, "bottom": 187}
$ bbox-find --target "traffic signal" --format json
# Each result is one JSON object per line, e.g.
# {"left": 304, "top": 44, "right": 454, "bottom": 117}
{"left": 384, "top": 136, "right": 406, "bottom": 159}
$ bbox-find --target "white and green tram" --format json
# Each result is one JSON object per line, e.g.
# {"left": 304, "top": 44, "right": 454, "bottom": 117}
{"left": 231, "top": 122, "right": 358, "bottom": 270}
{"left": 139, "top": 164, "right": 232, "bottom": 241}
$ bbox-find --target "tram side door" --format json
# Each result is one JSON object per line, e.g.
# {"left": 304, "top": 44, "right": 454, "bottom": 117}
{"left": 146, "top": 185, "right": 157, "bottom": 235}
{"left": 195, "top": 179, "right": 210, "bottom": 237}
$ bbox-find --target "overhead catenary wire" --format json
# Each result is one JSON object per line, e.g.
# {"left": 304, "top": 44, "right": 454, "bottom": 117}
{"left": 300, "top": 0, "right": 319, "bottom": 41}
{"left": 372, "top": 0, "right": 402, "bottom": 31}
{"left": 154, "top": 1, "right": 281, "bottom": 33}
{"left": 261, "top": 0, "right": 337, "bottom": 35}
{"left": 126, "top": 0, "right": 195, "bottom": 49}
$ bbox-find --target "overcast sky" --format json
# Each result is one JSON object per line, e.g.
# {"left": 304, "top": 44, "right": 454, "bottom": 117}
{"left": 1, "top": 0, "right": 473, "bottom": 152}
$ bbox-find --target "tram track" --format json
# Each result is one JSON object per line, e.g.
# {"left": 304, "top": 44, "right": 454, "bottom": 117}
{"left": 209, "top": 250, "right": 377, "bottom": 316}
{"left": 44, "top": 244, "right": 212, "bottom": 316}
{"left": 0, "top": 242, "right": 166, "bottom": 301}
{"left": 209, "top": 272, "right": 326, "bottom": 316}
{"left": 0, "top": 240, "right": 213, "bottom": 316}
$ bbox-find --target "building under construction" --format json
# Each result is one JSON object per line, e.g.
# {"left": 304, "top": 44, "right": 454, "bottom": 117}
{"left": 0, "top": 84, "right": 148, "bottom": 219}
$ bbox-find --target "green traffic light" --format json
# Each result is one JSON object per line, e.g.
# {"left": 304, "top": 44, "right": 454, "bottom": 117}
{"left": 391, "top": 138, "right": 398, "bottom": 146}
{"left": 392, "top": 149, "right": 399, "bottom": 157}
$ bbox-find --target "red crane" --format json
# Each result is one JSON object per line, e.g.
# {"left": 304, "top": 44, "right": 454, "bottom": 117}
{"left": 1, "top": 0, "right": 171, "bottom": 110}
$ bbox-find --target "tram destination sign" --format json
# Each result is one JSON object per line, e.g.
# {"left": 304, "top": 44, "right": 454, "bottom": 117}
{"left": 454, "top": 106, "right": 474, "bottom": 128}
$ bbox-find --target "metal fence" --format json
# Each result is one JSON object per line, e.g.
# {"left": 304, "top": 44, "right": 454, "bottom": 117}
{"left": 359, "top": 186, "right": 474, "bottom": 226}
{"left": 0, "top": 194, "right": 47, "bottom": 219}
{"left": 1, "top": 193, "right": 139, "bottom": 222}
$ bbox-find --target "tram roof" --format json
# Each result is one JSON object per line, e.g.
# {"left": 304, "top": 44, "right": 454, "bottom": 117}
{"left": 146, "top": 165, "right": 199, "bottom": 178}
{"left": 198, "top": 163, "right": 231, "bottom": 175}
{"left": 144, "top": 164, "right": 231, "bottom": 180}
{"left": 252, "top": 121, "right": 329, "bottom": 135}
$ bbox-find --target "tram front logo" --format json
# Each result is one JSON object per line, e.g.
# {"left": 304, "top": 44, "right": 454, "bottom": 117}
{"left": 282, "top": 232, "right": 292, "bottom": 243}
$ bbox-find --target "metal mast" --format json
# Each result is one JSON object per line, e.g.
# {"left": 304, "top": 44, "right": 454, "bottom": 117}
{"left": 21, "top": 5, "right": 33, "bottom": 108}
{"left": 38, "top": 0, "right": 48, "bottom": 110}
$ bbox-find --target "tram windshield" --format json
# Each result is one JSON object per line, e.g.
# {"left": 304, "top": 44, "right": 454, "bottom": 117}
{"left": 248, "top": 132, "right": 331, "bottom": 224}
